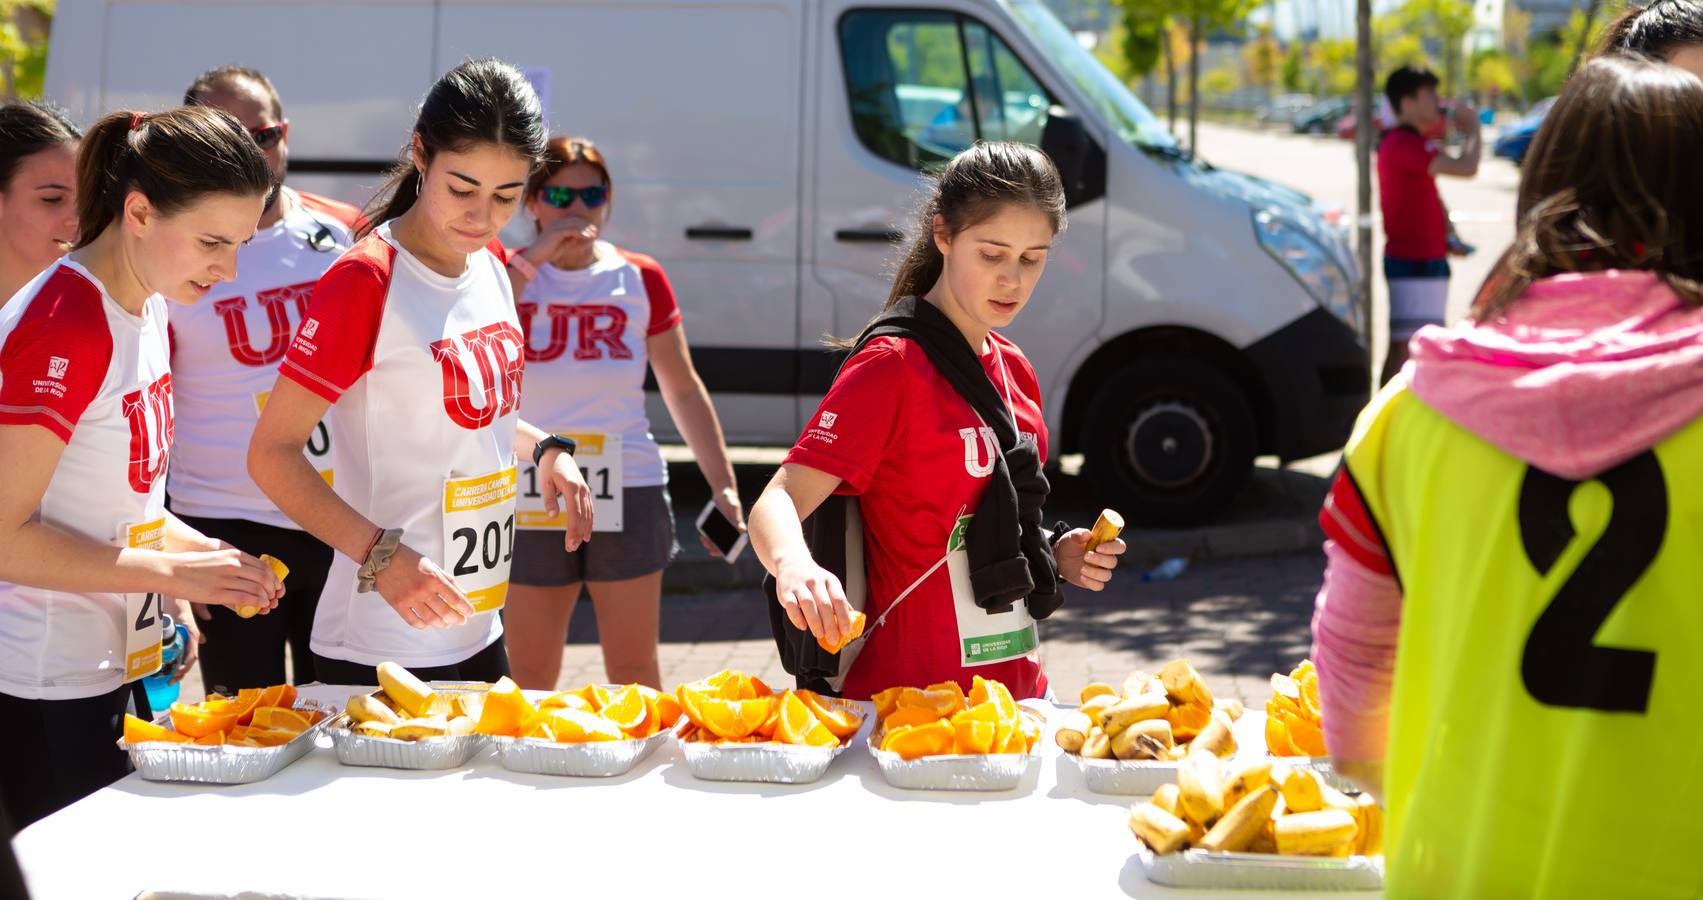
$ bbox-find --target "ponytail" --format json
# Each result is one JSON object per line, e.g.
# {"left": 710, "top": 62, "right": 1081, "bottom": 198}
{"left": 75, "top": 106, "right": 274, "bottom": 249}
{"left": 360, "top": 58, "right": 548, "bottom": 238}
{"left": 829, "top": 141, "right": 1066, "bottom": 349}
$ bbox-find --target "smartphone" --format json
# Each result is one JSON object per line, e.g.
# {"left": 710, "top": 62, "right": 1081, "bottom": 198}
{"left": 696, "top": 500, "right": 748, "bottom": 563}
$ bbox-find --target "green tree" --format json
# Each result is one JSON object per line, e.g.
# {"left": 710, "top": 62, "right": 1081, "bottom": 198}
{"left": 1469, "top": 49, "right": 1517, "bottom": 101}
{"left": 1244, "top": 23, "right": 1281, "bottom": 91}
{"left": 1383, "top": 0, "right": 1472, "bottom": 93}
{"left": 0, "top": 0, "right": 53, "bottom": 99}
{"left": 1279, "top": 42, "right": 1306, "bottom": 92}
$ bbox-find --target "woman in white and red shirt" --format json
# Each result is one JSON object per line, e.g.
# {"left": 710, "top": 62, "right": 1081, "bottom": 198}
{"left": 502, "top": 136, "right": 742, "bottom": 690}
{"left": 249, "top": 59, "right": 593, "bottom": 685}
{"left": 0, "top": 106, "right": 281, "bottom": 827}
{"left": 0, "top": 101, "right": 80, "bottom": 302}
{"left": 749, "top": 143, "right": 1127, "bottom": 701}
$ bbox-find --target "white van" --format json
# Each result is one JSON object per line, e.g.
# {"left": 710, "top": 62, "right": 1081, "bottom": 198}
{"left": 45, "top": 0, "right": 1368, "bottom": 525}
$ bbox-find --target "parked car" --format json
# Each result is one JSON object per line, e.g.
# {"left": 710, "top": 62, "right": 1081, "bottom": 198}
{"left": 46, "top": 0, "right": 1369, "bottom": 526}
{"left": 1259, "top": 93, "right": 1317, "bottom": 127}
{"left": 1292, "top": 99, "right": 1350, "bottom": 134}
{"left": 1493, "top": 97, "right": 1556, "bottom": 165}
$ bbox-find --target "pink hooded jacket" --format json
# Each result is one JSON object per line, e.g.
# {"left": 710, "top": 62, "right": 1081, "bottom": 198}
{"left": 1312, "top": 270, "right": 1703, "bottom": 760}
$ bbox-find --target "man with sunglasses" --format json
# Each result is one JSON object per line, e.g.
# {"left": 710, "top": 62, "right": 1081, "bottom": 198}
{"left": 166, "top": 65, "right": 363, "bottom": 694}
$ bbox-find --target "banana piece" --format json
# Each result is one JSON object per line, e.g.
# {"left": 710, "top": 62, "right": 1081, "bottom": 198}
{"left": 1165, "top": 743, "right": 1190, "bottom": 761}
{"left": 390, "top": 716, "right": 451, "bottom": 741}
{"left": 1224, "top": 759, "right": 1274, "bottom": 809}
{"left": 1249, "top": 816, "right": 1279, "bottom": 854}
{"left": 1129, "top": 802, "right": 1190, "bottom": 855}
{"left": 1321, "top": 785, "right": 1358, "bottom": 815}
{"left": 1199, "top": 785, "right": 1279, "bottom": 853}
{"left": 377, "top": 661, "right": 436, "bottom": 718}
{"left": 347, "top": 693, "right": 403, "bottom": 726}
{"left": 1177, "top": 748, "right": 1226, "bottom": 825}
{"left": 1079, "top": 694, "right": 1118, "bottom": 723}
{"left": 1085, "top": 509, "right": 1124, "bottom": 552}
{"left": 1151, "top": 783, "right": 1183, "bottom": 819}
{"left": 1080, "top": 682, "right": 1118, "bottom": 704}
{"left": 1096, "top": 692, "right": 1170, "bottom": 735}
{"left": 1191, "top": 710, "right": 1237, "bottom": 759}
{"left": 1112, "top": 718, "right": 1173, "bottom": 760}
{"left": 445, "top": 715, "right": 475, "bottom": 736}
{"left": 451, "top": 692, "right": 485, "bottom": 721}
{"left": 353, "top": 721, "right": 394, "bottom": 737}
{"left": 1280, "top": 768, "right": 1325, "bottom": 813}
{"left": 1120, "top": 671, "right": 1152, "bottom": 699}
{"left": 1275, "top": 809, "right": 1358, "bottom": 856}
{"left": 1213, "top": 697, "right": 1245, "bottom": 721}
{"left": 1159, "top": 659, "right": 1214, "bottom": 708}
{"left": 1080, "top": 727, "right": 1114, "bottom": 759}
{"left": 1354, "top": 794, "right": 1383, "bottom": 856}
{"left": 1055, "top": 711, "right": 1093, "bottom": 753}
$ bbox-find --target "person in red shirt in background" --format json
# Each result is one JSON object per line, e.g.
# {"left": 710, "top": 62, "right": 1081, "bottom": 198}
{"left": 748, "top": 142, "right": 1127, "bottom": 702}
{"left": 1376, "top": 65, "right": 1481, "bottom": 385}
{"left": 0, "top": 101, "right": 80, "bottom": 302}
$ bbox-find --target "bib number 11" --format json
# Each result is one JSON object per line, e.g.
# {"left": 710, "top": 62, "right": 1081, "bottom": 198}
{"left": 1518, "top": 451, "right": 1665, "bottom": 714}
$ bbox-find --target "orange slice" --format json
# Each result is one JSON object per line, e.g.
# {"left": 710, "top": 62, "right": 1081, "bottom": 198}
{"left": 600, "top": 685, "right": 649, "bottom": 733}
{"left": 1264, "top": 707, "right": 1299, "bottom": 756}
{"left": 651, "top": 691, "right": 683, "bottom": 730}
{"left": 249, "top": 707, "right": 312, "bottom": 732}
{"left": 699, "top": 696, "right": 776, "bottom": 740}
{"left": 882, "top": 721, "right": 955, "bottom": 760}
{"left": 169, "top": 703, "right": 242, "bottom": 739}
{"left": 545, "top": 707, "right": 624, "bottom": 742}
{"left": 123, "top": 714, "right": 190, "bottom": 744}
{"left": 871, "top": 687, "right": 905, "bottom": 720}
{"left": 882, "top": 706, "right": 946, "bottom": 731}
{"left": 573, "top": 684, "right": 611, "bottom": 713}
{"left": 775, "top": 692, "right": 840, "bottom": 747}
{"left": 815, "top": 609, "right": 868, "bottom": 654}
{"left": 952, "top": 718, "right": 996, "bottom": 754}
{"left": 475, "top": 677, "right": 536, "bottom": 737}
{"left": 193, "top": 730, "right": 226, "bottom": 746}
{"left": 795, "top": 690, "right": 863, "bottom": 739}
{"left": 895, "top": 687, "right": 964, "bottom": 718}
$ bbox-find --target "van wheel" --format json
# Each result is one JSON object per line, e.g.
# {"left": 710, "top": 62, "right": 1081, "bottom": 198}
{"left": 1082, "top": 358, "right": 1257, "bottom": 527}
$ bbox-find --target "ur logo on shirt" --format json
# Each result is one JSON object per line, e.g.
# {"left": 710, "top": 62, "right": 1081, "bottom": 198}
{"left": 123, "top": 373, "right": 173, "bottom": 493}
{"left": 430, "top": 322, "right": 526, "bottom": 430}
{"left": 299, "top": 317, "right": 320, "bottom": 339}
{"left": 819, "top": 412, "right": 838, "bottom": 429}
{"left": 517, "top": 302, "right": 632, "bottom": 362}
{"left": 959, "top": 426, "right": 998, "bottom": 478}
{"left": 216, "top": 281, "right": 314, "bottom": 367}
{"left": 46, "top": 356, "right": 68, "bottom": 379}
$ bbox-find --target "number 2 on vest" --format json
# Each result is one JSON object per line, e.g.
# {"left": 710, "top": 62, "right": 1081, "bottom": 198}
{"left": 1517, "top": 451, "right": 1665, "bottom": 714}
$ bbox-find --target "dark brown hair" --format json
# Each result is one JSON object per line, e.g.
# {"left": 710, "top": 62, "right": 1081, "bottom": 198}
{"left": 1473, "top": 55, "right": 1703, "bottom": 321}
{"left": 0, "top": 100, "right": 81, "bottom": 192}
{"left": 830, "top": 142, "right": 1064, "bottom": 348}
{"left": 1602, "top": 0, "right": 1703, "bottom": 59}
{"left": 361, "top": 59, "right": 548, "bottom": 237}
{"left": 184, "top": 64, "right": 284, "bottom": 121}
{"left": 526, "top": 136, "right": 611, "bottom": 196}
{"left": 73, "top": 106, "right": 275, "bottom": 249}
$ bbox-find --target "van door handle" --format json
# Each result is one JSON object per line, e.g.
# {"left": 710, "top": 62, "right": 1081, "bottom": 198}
{"left": 835, "top": 228, "right": 904, "bottom": 243}
{"left": 685, "top": 225, "right": 753, "bottom": 241}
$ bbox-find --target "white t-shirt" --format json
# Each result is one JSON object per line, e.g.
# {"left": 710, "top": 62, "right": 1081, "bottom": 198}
{"left": 281, "top": 223, "right": 523, "bottom": 668}
{"left": 516, "top": 243, "right": 681, "bottom": 488}
{"left": 167, "top": 188, "right": 361, "bottom": 527}
{"left": 0, "top": 261, "right": 173, "bottom": 700}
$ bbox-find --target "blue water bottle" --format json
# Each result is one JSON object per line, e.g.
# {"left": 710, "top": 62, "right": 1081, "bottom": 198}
{"left": 141, "top": 613, "right": 190, "bottom": 714}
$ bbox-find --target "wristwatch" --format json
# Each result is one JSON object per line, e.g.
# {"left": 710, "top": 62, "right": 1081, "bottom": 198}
{"left": 532, "top": 434, "right": 578, "bottom": 467}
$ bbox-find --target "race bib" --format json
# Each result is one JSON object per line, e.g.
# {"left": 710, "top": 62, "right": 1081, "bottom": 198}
{"left": 121, "top": 518, "right": 166, "bottom": 682}
{"left": 947, "top": 514, "right": 1038, "bottom": 667}
{"left": 255, "top": 390, "right": 333, "bottom": 485}
{"left": 442, "top": 467, "right": 518, "bottom": 612}
{"left": 516, "top": 432, "right": 623, "bottom": 532}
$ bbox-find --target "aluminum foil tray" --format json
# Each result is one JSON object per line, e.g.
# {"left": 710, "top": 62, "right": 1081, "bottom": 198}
{"left": 119, "top": 702, "right": 332, "bottom": 785}
{"left": 1135, "top": 843, "right": 1384, "bottom": 891}
{"left": 868, "top": 707, "right": 1044, "bottom": 792}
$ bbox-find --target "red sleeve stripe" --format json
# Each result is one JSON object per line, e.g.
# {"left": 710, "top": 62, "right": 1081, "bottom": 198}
{"left": 1320, "top": 469, "right": 1394, "bottom": 576}
{"left": 0, "top": 403, "right": 75, "bottom": 437}
{"left": 278, "top": 358, "right": 345, "bottom": 404}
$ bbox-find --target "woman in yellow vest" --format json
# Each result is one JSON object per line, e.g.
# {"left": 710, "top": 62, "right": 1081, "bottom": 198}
{"left": 1314, "top": 56, "right": 1703, "bottom": 898}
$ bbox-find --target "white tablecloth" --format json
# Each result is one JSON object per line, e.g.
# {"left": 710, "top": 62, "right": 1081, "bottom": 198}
{"left": 13, "top": 685, "right": 1380, "bottom": 899}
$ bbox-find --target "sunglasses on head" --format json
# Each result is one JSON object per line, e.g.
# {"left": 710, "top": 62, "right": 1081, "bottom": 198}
{"left": 539, "top": 184, "right": 608, "bottom": 209}
{"left": 249, "top": 122, "right": 288, "bottom": 150}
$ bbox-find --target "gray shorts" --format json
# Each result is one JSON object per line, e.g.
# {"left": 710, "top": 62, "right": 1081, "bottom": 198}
{"left": 510, "top": 485, "right": 679, "bottom": 585}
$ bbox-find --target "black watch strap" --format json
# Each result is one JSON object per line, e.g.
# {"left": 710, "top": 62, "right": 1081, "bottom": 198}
{"left": 532, "top": 434, "right": 577, "bottom": 467}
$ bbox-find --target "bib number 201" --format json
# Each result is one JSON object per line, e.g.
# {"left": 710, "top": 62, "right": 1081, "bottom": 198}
{"left": 1518, "top": 450, "right": 1665, "bottom": 713}
{"left": 452, "top": 515, "right": 515, "bottom": 577}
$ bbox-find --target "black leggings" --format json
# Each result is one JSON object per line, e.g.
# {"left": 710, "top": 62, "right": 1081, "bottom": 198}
{"left": 0, "top": 684, "right": 132, "bottom": 829}
{"left": 311, "top": 635, "right": 511, "bottom": 686}
{"left": 173, "top": 514, "right": 333, "bottom": 695}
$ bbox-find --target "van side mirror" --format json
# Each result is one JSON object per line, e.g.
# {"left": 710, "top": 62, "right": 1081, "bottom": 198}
{"left": 1040, "top": 107, "right": 1104, "bottom": 207}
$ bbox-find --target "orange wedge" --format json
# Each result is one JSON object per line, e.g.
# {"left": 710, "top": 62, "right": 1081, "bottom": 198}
{"left": 545, "top": 707, "right": 624, "bottom": 742}
{"left": 699, "top": 696, "right": 776, "bottom": 740}
{"left": 600, "top": 685, "right": 649, "bottom": 734}
{"left": 123, "top": 714, "right": 190, "bottom": 744}
{"left": 796, "top": 690, "right": 863, "bottom": 739}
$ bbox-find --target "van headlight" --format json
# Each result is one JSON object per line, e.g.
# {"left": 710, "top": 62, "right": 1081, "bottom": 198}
{"left": 1253, "top": 209, "right": 1361, "bottom": 336}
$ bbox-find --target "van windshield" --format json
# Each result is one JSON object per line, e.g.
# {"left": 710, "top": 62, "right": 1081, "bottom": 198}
{"left": 1008, "top": 0, "right": 1180, "bottom": 154}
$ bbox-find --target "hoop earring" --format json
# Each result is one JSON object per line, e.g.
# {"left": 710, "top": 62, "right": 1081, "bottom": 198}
{"left": 414, "top": 172, "right": 423, "bottom": 197}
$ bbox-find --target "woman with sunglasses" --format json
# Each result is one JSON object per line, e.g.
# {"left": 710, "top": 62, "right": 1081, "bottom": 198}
{"left": 502, "top": 136, "right": 740, "bottom": 690}
{"left": 168, "top": 65, "right": 364, "bottom": 696}
{"left": 0, "top": 101, "right": 80, "bottom": 302}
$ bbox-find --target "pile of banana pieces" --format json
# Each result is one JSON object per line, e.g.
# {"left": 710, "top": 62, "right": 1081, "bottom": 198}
{"left": 1130, "top": 758, "right": 1383, "bottom": 858}
{"left": 342, "top": 662, "right": 483, "bottom": 741}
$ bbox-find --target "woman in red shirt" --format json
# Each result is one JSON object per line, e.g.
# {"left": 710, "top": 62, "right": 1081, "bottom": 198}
{"left": 748, "top": 142, "right": 1126, "bottom": 701}
{"left": 0, "top": 101, "right": 80, "bottom": 302}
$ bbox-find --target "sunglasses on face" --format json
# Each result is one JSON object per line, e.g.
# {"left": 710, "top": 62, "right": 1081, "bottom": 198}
{"left": 250, "top": 122, "right": 288, "bottom": 150}
{"left": 539, "top": 184, "right": 608, "bottom": 209}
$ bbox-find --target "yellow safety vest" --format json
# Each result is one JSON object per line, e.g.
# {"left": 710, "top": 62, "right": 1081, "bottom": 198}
{"left": 1342, "top": 378, "right": 1703, "bottom": 898}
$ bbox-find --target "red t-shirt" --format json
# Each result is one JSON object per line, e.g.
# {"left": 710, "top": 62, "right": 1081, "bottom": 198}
{"left": 785, "top": 332, "right": 1051, "bottom": 701}
{"left": 1377, "top": 126, "right": 1447, "bottom": 261}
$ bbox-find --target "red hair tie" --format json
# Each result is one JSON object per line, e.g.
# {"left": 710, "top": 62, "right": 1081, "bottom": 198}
{"left": 129, "top": 112, "right": 147, "bottom": 132}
